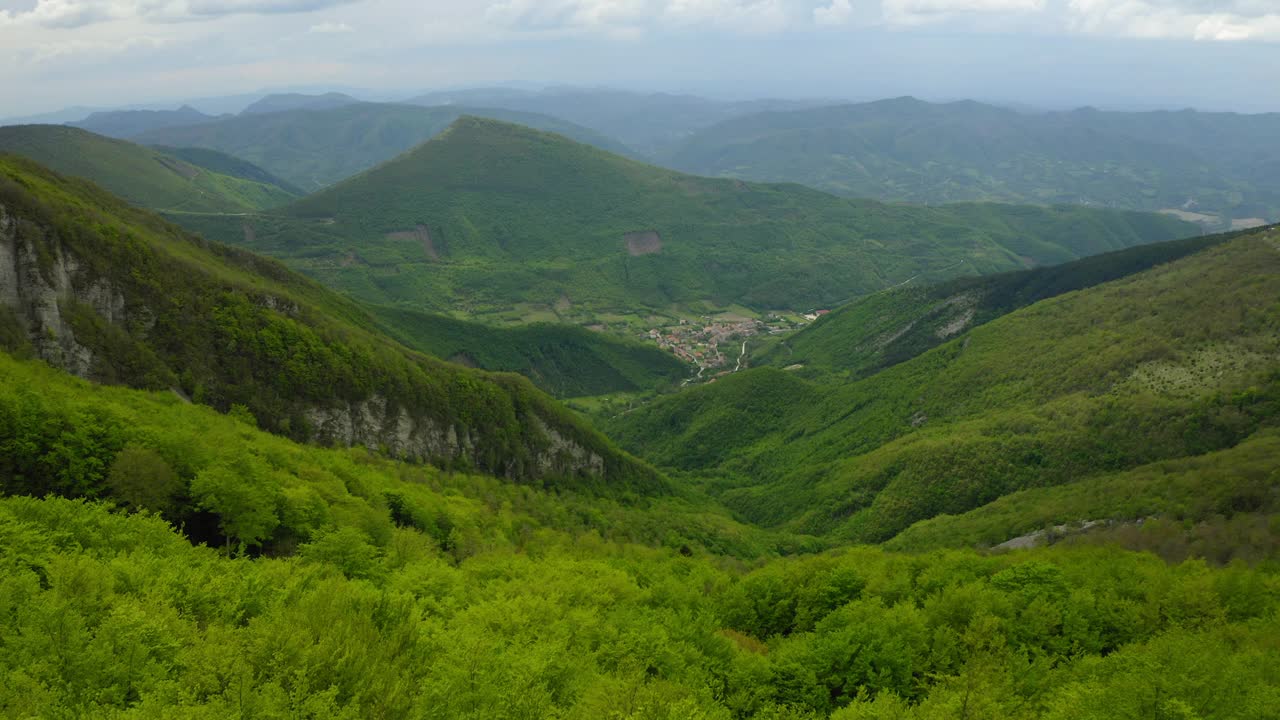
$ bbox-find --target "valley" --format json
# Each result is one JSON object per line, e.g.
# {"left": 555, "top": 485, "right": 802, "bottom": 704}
{"left": 1, "top": 80, "right": 1278, "bottom": 719}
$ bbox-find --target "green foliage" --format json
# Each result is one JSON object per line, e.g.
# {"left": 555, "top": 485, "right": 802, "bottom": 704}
{"left": 0, "top": 125, "right": 296, "bottom": 212}
{"left": 190, "top": 459, "right": 282, "bottom": 553}
{"left": 760, "top": 231, "right": 1245, "bottom": 379}
{"left": 371, "top": 304, "right": 688, "bottom": 397}
{"left": 106, "top": 445, "right": 182, "bottom": 516}
{"left": 135, "top": 102, "right": 634, "bottom": 191}
{"left": 2, "top": 495, "right": 1278, "bottom": 718}
{"left": 181, "top": 117, "right": 1195, "bottom": 320}
{"left": 665, "top": 97, "right": 1280, "bottom": 221}
{"left": 0, "top": 152, "right": 662, "bottom": 491}
{"left": 0, "top": 350, "right": 783, "bottom": 559}
{"left": 151, "top": 145, "right": 304, "bottom": 195}
{"left": 609, "top": 230, "right": 1280, "bottom": 544}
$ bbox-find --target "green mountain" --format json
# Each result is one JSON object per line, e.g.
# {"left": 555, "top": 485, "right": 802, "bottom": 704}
{"left": 152, "top": 145, "right": 304, "bottom": 195}
{"left": 0, "top": 125, "right": 296, "bottom": 213}
{"left": 370, "top": 305, "right": 689, "bottom": 398}
{"left": 759, "top": 231, "right": 1243, "bottom": 380}
{"left": 405, "top": 86, "right": 820, "bottom": 157}
{"left": 68, "top": 105, "right": 220, "bottom": 139}
{"left": 135, "top": 102, "right": 636, "bottom": 190}
{"left": 6, "top": 351, "right": 1278, "bottom": 716}
{"left": 177, "top": 117, "right": 1196, "bottom": 323}
{"left": 0, "top": 153, "right": 660, "bottom": 491}
{"left": 665, "top": 97, "right": 1280, "bottom": 225}
{"left": 607, "top": 227, "right": 1280, "bottom": 544}
{"left": 1, "top": 150, "right": 1278, "bottom": 719}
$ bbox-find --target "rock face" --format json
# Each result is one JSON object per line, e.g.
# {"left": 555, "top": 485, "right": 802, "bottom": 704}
{"left": 0, "top": 201, "right": 617, "bottom": 486}
{"left": 0, "top": 206, "right": 119, "bottom": 377}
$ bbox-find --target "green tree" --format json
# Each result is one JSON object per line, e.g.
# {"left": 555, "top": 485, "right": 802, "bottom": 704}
{"left": 106, "top": 445, "right": 182, "bottom": 516}
{"left": 190, "top": 459, "right": 280, "bottom": 554}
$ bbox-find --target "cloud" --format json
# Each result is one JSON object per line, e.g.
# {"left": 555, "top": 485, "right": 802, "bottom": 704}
{"left": 1066, "top": 0, "right": 1280, "bottom": 41}
{"left": 308, "top": 19, "right": 351, "bottom": 32}
{"left": 813, "top": 0, "right": 853, "bottom": 25}
{"left": 882, "top": 0, "right": 1044, "bottom": 25}
{"left": 0, "top": 0, "right": 361, "bottom": 28}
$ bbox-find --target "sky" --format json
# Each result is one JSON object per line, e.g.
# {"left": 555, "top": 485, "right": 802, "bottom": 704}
{"left": 1, "top": 0, "right": 1279, "bottom": 117}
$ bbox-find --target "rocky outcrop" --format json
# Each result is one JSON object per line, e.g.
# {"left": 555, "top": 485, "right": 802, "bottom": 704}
{"left": 0, "top": 201, "right": 627, "bottom": 487}
{"left": 0, "top": 205, "right": 111, "bottom": 377}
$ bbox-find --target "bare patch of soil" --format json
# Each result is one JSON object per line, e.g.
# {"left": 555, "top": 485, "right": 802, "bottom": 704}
{"left": 625, "top": 230, "right": 663, "bottom": 256}
{"left": 387, "top": 225, "right": 439, "bottom": 260}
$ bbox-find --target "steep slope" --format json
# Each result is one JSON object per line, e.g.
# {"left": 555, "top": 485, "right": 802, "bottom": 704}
{"left": 371, "top": 305, "right": 688, "bottom": 398}
{"left": 667, "top": 97, "right": 1280, "bottom": 224}
{"left": 152, "top": 145, "right": 304, "bottom": 195}
{"left": 68, "top": 105, "right": 219, "bottom": 139}
{"left": 0, "top": 125, "right": 296, "bottom": 212}
{"left": 183, "top": 117, "right": 1194, "bottom": 321}
{"left": 135, "top": 102, "right": 635, "bottom": 189}
{"left": 608, "top": 228, "right": 1280, "bottom": 541}
{"left": 759, "top": 231, "right": 1244, "bottom": 379}
{"left": 0, "top": 153, "right": 662, "bottom": 491}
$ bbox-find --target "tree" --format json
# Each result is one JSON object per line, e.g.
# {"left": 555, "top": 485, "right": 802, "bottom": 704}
{"left": 106, "top": 445, "right": 182, "bottom": 516}
{"left": 190, "top": 459, "right": 280, "bottom": 554}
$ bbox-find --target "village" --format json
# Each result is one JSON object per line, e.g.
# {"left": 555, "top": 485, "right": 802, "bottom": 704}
{"left": 644, "top": 310, "right": 827, "bottom": 380}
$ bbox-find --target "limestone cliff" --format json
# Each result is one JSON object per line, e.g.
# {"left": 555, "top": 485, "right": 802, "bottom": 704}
{"left": 0, "top": 187, "right": 638, "bottom": 490}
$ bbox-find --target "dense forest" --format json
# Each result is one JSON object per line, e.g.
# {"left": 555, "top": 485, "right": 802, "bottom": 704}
{"left": 2, "top": 351, "right": 1278, "bottom": 718}
{"left": 0, "top": 109, "right": 1277, "bottom": 719}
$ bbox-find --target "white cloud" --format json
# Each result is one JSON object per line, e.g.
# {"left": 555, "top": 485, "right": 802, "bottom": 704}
{"left": 813, "top": 0, "right": 853, "bottom": 25}
{"left": 308, "top": 19, "right": 351, "bottom": 31}
{"left": 0, "top": 0, "right": 361, "bottom": 28}
{"left": 1066, "top": 0, "right": 1280, "bottom": 41}
{"left": 882, "top": 0, "right": 1044, "bottom": 25}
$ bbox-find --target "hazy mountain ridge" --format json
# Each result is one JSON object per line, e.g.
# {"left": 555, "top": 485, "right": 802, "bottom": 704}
{"left": 135, "top": 102, "right": 637, "bottom": 190}
{"left": 69, "top": 105, "right": 222, "bottom": 139}
{"left": 665, "top": 97, "right": 1280, "bottom": 223}
{"left": 179, "top": 116, "right": 1195, "bottom": 324}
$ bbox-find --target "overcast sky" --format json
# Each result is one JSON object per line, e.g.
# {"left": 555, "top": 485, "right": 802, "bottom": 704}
{"left": 1, "top": 0, "right": 1278, "bottom": 117}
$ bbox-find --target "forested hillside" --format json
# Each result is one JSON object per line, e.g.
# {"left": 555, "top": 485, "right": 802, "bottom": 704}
{"left": 371, "top": 305, "right": 689, "bottom": 398}
{"left": 759, "top": 231, "right": 1242, "bottom": 379}
{"left": 666, "top": 98, "right": 1280, "bottom": 225}
{"left": 0, "top": 119, "right": 1278, "bottom": 720}
{"left": 135, "top": 102, "right": 633, "bottom": 190}
{"left": 0, "top": 153, "right": 660, "bottom": 490}
{"left": 609, "top": 228, "right": 1280, "bottom": 543}
{"left": 179, "top": 117, "right": 1195, "bottom": 322}
{"left": 0, "top": 125, "right": 296, "bottom": 212}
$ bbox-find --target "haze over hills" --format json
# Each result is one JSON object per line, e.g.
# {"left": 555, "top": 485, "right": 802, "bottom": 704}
{"left": 178, "top": 116, "right": 1195, "bottom": 324}
{"left": 240, "top": 92, "right": 362, "bottom": 115}
{"left": 6, "top": 0, "right": 1280, "bottom": 705}
{"left": 664, "top": 97, "right": 1280, "bottom": 227}
{"left": 607, "top": 226, "right": 1280, "bottom": 544}
{"left": 404, "top": 86, "right": 825, "bottom": 157}
{"left": 2, "top": 153, "right": 1277, "bottom": 717}
{"left": 135, "top": 102, "right": 636, "bottom": 190}
{"left": 0, "top": 125, "right": 297, "bottom": 213}
{"left": 69, "top": 105, "right": 222, "bottom": 139}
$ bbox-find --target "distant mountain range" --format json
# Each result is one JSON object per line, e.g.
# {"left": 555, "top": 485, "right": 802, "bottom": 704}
{"left": 172, "top": 116, "right": 1195, "bottom": 323}
{"left": 135, "top": 102, "right": 635, "bottom": 190}
{"left": 660, "top": 96, "right": 1280, "bottom": 226}
{"left": 69, "top": 105, "right": 223, "bottom": 139}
